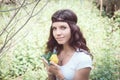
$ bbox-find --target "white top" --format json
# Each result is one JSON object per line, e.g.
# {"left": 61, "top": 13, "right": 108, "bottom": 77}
{"left": 57, "top": 51, "right": 92, "bottom": 80}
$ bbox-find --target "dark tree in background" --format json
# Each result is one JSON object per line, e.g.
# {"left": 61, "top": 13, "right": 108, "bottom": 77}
{"left": 94, "top": 0, "right": 120, "bottom": 18}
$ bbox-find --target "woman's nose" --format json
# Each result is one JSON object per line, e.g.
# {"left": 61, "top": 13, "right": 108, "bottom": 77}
{"left": 56, "top": 29, "right": 62, "bottom": 35}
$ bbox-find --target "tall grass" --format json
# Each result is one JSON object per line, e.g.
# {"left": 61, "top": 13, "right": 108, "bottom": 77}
{"left": 0, "top": 0, "right": 120, "bottom": 80}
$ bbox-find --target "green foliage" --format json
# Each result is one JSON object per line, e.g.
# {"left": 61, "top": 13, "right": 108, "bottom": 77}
{"left": 0, "top": 40, "right": 47, "bottom": 80}
{"left": 114, "top": 10, "right": 120, "bottom": 23}
{"left": 42, "top": 52, "right": 52, "bottom": 64}
{"left": 90, "top": 50, "right": 120, "bottom": 80}
{"left": 0, "top": 0, "right": 120, "bottom": 80}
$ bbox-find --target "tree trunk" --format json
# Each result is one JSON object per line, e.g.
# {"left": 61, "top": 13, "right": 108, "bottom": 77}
{"left": 100, "top": 0, "right": 103, "bottom": 16}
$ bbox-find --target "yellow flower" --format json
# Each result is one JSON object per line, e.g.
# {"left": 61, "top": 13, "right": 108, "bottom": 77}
{"left": 49, "top": 54, "right": 59, "bottom": 64}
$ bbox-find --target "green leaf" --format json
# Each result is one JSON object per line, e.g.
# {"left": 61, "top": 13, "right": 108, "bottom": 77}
{"left": 41, "top": 52, "right": 52, "bottom": 62}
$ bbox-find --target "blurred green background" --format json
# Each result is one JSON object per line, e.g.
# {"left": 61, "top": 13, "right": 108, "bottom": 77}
{"left": 0, "top": 0, "right": 120, "bottom": 80}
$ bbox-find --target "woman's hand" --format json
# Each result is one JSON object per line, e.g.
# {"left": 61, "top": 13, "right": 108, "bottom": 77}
{"left": 48, "top": 61, "right": 60, "bottom": 74}
{"left": 48, "top": 61, "right": 65, "bottom": 80}
{"left": 41, "top": 58, "right": 64, "bottom": 80}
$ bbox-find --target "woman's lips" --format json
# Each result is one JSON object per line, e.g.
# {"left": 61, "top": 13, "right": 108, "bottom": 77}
{"left": 56, "top": 37, "right": 64, "bottom": 41}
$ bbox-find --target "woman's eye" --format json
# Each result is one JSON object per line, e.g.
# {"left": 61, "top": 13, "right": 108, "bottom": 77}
{"left": 52, "top": 27, "right": 56, "bottom": 31}
{"left": 61, "top": 26, "right": 66, "bottom": 30}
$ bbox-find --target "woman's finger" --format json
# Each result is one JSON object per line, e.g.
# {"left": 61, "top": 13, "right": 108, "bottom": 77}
{"left": 41, "top": 57, "right": 49, "bottom": 69}
{"left": 50, "top": 61, "right": 60, "bottom": 68}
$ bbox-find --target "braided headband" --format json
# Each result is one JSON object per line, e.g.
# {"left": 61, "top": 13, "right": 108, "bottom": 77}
{"left": 52, "top": 17, "right": 76, "bottom": 24}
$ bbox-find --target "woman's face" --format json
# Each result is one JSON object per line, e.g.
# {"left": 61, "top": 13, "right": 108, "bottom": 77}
{"left": 52, "top": 22, "right": 71, "bottom": 45}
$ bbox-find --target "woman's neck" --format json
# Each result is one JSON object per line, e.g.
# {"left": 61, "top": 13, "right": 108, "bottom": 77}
{"left": 62, "top": 44, "right": 75, "bottom": 55}
{"left": 58, "top": 44, "right": 75, "bottom": 65}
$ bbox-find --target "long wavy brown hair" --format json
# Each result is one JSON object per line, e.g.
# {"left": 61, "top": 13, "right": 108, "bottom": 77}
{"left": 45, "top": 9, "right": 90, "bottom": 54}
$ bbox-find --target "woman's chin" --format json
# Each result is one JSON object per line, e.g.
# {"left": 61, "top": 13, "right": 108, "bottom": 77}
{"left": 57, "top": 41, "right": 64, "bottom": 45}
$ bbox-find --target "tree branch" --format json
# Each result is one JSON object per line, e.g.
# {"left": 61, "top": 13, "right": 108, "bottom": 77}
{"left": 0, "top": 0, "right": 26, "bottom": 36}
{"left": 0, "top": 0, "right": 48, "bottom": 58}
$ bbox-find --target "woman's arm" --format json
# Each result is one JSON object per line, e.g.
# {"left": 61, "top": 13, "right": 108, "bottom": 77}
{"left": 74, "top": 67, "right": 91, "bottom": 80}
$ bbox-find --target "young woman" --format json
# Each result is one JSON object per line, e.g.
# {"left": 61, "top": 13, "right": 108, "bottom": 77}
{"left": 45, "top": 9, "right": 92, "bottom": 80}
